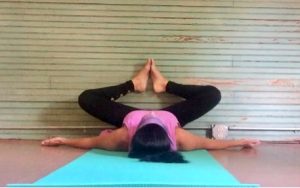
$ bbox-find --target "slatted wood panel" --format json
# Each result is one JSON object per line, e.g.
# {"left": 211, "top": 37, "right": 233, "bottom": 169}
{"left": 0, "top": 0, "right": 299, "bottom": 139}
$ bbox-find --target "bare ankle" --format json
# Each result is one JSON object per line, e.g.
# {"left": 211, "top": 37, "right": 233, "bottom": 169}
{"left": 131, "top": 79, "right": 146, "bottom": 92}
{"left": 153, "top": 79, "right": 168, "bottom": 93}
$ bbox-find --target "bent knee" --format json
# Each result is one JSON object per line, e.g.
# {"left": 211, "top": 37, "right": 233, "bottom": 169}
{"left": 78, "top": 90, "right": 93, "bottom": 108}
{"left": 206, "top": 85, "right": 222, "bottom": 104}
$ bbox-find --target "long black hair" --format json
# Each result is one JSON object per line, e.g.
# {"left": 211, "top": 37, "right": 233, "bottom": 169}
{"left": 128, "top": 123, "right": 187, "bottom": 163}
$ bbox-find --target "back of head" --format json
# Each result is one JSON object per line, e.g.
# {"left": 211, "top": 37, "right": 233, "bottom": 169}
{"left": 128, "top": 124, "right": 187, "bottom": 163}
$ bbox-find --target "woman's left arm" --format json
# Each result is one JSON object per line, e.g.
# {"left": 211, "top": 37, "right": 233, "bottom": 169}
{"left": 176, "top": 128, "right": 260, "bottom": 151}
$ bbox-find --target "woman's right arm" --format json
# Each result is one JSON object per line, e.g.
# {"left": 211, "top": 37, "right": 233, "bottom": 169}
{"left": 41, "top": 127, "right": 129, "bottom": 151}
{"left": 176, "top": 128, "right": 260, "bottom": 151}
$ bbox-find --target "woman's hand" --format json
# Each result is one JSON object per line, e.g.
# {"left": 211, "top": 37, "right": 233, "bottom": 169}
{"left": 241, "top": 139, "right": 261, "bottom": 148}
{"left": 41, "top": 137, "right": 67, "bottom": 146}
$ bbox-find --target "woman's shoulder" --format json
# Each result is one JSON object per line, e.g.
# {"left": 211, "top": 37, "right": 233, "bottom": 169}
{"left": 175, "top": 127, "right": 192, "bottom": 150}
{"left": 113, "top": 127, "right": 130, "bottom": 150}
{"left": 117, "top": 126, "right": 129, "bottom": 135}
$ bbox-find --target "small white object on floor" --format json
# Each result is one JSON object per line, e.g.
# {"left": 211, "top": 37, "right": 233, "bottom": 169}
{"left": 212, "top": 124, "right": 229, "bottom": 139}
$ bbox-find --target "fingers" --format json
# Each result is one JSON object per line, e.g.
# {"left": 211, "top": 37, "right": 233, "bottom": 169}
{"left": 243, "top": 139, "right": 261, "bottom": 148}
{"left": 251, "top": 139, "right": 261, "bottom": 146}
{"left": 250, "top": 139, "right": 261, "bottom": 145}
{"left": 41, "top": 139, "right": 51, "bottom": 146}
{"left": 41, "top": 137, "right": 52, "bottom": 145}
{"left": 41, "top": 137, "right": 64, "bottom": 146}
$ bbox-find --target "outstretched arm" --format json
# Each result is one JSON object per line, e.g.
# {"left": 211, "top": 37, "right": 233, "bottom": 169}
{"left": 176, "top": 128, "right": 260, "bottom": 151}
{"left": 41, "top": 127, "right": 129, "bottom": 151}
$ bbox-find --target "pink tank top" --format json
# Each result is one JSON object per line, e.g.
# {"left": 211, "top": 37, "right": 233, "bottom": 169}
{"left": 123, "top": 110, "right": 179, "bottom": 151}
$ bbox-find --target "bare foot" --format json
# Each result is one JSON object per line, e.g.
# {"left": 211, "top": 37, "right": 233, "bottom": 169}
{"left": 131, "top": 59, "right": 151, "bottom": 92}
{"left": 41, "top": 137, "right": 66, "bottom": 146}
{"left": 150, "top": 59, "right": 168, "bottom": 93}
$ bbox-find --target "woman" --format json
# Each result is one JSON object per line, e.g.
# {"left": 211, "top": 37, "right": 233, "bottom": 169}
{"left": 42, "top": 59, "right": 260, "bottom": 163}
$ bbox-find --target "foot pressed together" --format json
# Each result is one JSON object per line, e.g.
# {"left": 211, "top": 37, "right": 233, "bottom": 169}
{"left": 131, "top": 58, "right": 168, "bottom": 93}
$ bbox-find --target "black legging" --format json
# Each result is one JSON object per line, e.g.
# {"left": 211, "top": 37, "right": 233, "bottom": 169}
{"left": 78, "top": 80, "right": 221, "bottom": 128}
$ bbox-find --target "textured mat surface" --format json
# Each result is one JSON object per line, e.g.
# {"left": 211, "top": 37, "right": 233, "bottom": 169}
{"left": 9, "top": 149, "right": 258, "bottom": 187}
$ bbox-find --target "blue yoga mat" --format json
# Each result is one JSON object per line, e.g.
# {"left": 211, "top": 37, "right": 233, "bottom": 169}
{"left": 9, "top": 149, "right": 258, "bottom": 187}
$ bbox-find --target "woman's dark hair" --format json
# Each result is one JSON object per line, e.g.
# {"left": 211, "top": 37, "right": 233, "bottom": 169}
{"left": 128, "top": 124, "right": 187, "bottom": 163}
